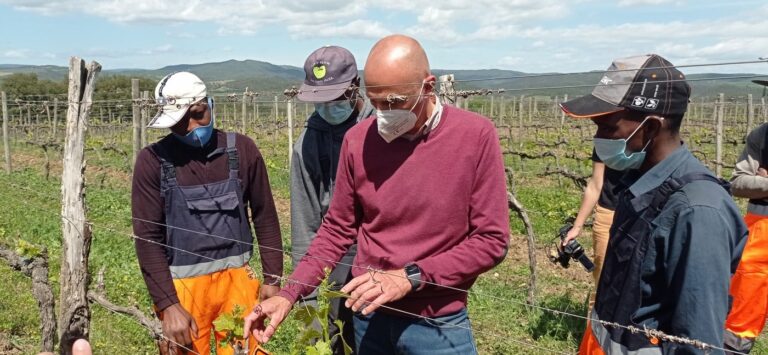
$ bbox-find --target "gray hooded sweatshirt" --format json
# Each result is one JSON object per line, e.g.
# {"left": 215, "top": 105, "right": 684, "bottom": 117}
{"left": 290, "top": 101, "right": 374, "bottom": 290}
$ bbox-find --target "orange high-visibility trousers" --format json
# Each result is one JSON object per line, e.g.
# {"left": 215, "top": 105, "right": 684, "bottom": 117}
{"left": 725, "top": 213, "right": 768, "bottom": 352}
{"left": 172, "top": 265, "right": 265, "bottom": 355}
{"left": 578, "top": 320, "right": 606, "bottom": 355}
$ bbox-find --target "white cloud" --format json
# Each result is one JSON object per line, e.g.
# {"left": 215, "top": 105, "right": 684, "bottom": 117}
{"left": 498, "top": 56, "right": 523, "bottom": 67}
{"left": 617, "top": 0, "right": 682, "bottom": 7}
{"left": 504, "top": 14, "right": 768, "bottom": 71}
{"left": 1, "top": 0, "right": 767, "bottom": 73}
{"left": 398, "top": 0, "right": 569, "bottom": 42}
{"left": 139, "top": 44, "right": 174, "bottom": 56}
{"left": 2, "top": 49, "right": 29, "bottom": 58}
{"left": 0, "top": 0, "right": 568, "bottom": 42}
{"left": 0, "top": 0, "right": 367, "bottom": 37}
{"left": 288, "top": 20, "right": 391, "bottom": 40}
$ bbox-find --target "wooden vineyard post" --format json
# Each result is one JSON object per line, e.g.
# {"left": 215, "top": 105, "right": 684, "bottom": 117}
{"left": 59, "top": 57, "right": 100, "bottom": 354}
{"left": 53, "top": 98, "right": 59, "bottom": 139}
{"left": 2, "top": 91, "right": 10, "bottom": 173}
{"left": 255, "top": 101, "right": 260, "bottom": 129}
{"left": 560, "top": 94, "right": 568, "bottom": 126}
{"left": 45, "top": 102, "right": 52, "bottom": 139}
{"left": 231, "top": 96, "right": 237, "bottom": 133}
{"left": 518, "top": 95, "right": 525, "bottom": 140}
{"left": 141, "top": 91, "right": 149, "bottom": 148}
{"left": 527, "top": 96, "right": 533, "bottom": 123}
{"left": 438, "top": 74, "right": 458, "bottom": 124}
{"left": 506, "top": 178, "right": 537, "bottom": 304}
{"left": 490, "top": 95, "right": 495, "bottom": 120}
{"left": 763, "top": 97, "right": 767, "bottom": 123}
{"left": 284, "top": 87, "right": 298, "bottom": 168}
{"left": 747, "top": 94, "right": 755, "bottom": 136}
{"left": 437, "top": 74, "right": 456, "bottom": 105}
{"left": 273, "top": 95, "right": 279, "bottom": 145}
{"left": 241, "top": 90, "right": 248, "bottom": 135}
{"left": 552, "top": 96, "right": 558, "bottom": 117}
{"left": 499, "top": 95, "right": 506, "bottom": 125}
{"left": 273, "top": 96, "right": 279, "bottom": 125}
{"left": 131, "top": 79, "right": 140, "bottom": 166}
{"left": 716, "top": 93, "right": 724, "bottom": 178}
{"left": 287, "top": 98, "right": 294, "bottom": 167}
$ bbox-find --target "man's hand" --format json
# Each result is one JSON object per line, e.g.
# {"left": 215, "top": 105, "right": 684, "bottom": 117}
{"left": 341, "top": 269, "right": 412, "bottom": 316}
{"left": 244, "top": 296, "right": 293, "bottom": 344}
{"left": 160, "top": 303, "right": 198, "bottom": 354}
{"left": 259, "top": 284, "right": 280, "bottom": 302}
{"left": 562, "top": 225, "right": 582, "bottom": 246}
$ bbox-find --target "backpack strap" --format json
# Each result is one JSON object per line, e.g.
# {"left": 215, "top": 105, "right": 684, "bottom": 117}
{"left": 226, "top": 132, "right": 239, "bottom": 177}
{"left": 648, "top": 172, "right": 730, "bottom": 214}
{"left": 151, "top": 142, "right": 177, "bottom": 191}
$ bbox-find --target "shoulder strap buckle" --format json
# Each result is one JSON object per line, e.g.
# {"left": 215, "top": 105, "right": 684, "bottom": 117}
{"left": 226, "top": 132, "right": 239, "bottom": 172}
{"left": 151, "top": 142, "right": 177, "bottom": 182}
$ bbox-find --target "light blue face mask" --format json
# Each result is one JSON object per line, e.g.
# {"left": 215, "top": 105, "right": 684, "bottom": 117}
{"left": 594, "top": 116, "right": 660, "bottom": 171}
{"left": 315, "top": 100, "right": 354, "bottom": 125}
{"left": 174, "top": 97, "right": 215, "bottom": 148}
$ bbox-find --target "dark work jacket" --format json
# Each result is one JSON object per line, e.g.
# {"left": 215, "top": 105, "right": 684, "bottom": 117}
{"left": 593, "top": 145, "right": 747, "bottom": 354}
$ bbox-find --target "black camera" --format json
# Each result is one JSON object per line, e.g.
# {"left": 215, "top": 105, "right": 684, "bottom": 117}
{"left": 548, "top": 223, "right": 595, "bottom": 272}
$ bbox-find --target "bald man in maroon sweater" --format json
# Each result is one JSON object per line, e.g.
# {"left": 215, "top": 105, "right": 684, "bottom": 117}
{"left": 245, "top": 35, "right": 509, "bottom": 355}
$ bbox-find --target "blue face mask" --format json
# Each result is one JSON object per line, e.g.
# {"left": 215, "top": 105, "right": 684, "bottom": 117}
{"left": 174, "top": 97, "right": 215, "bottom": 148}
{"left": 315, "top": 100, "right": 354, "bottom": 125}
{"left": 594, "top": 116, "right": 659, "bottom": 171}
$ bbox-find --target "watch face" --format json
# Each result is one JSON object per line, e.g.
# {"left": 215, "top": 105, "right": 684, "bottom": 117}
{"left": 405, "top": 264, "right": 421, "bottom": 290}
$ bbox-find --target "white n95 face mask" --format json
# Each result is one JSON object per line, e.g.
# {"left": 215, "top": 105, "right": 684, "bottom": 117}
{"left": 376, "top": 82, "right": 425, "bottom": 143}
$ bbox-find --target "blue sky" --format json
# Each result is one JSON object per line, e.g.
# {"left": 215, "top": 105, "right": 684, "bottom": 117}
{"left": 1, "top": 0, "right": 767, "bottom": 74}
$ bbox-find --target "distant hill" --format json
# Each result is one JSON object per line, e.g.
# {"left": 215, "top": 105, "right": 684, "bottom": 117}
{"left": 1, "top": 60, "right": 765, "bottom": 98}
{"left": 0, "top": 64, "right": 69, "bottom": 81}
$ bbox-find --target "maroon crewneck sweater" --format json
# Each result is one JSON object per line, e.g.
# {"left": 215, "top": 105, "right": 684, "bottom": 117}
{"left": 279, "top": 105, "right": 510, "bottom": 317}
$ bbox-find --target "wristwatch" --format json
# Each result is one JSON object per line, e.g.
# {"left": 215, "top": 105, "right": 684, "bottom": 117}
{"left": 404, "top": 262, "right": 422, "bottom": 291}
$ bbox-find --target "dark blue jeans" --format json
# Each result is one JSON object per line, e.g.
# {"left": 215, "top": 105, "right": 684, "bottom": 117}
{"left": 353, "top": 308, "right": 478, "bottom": 355}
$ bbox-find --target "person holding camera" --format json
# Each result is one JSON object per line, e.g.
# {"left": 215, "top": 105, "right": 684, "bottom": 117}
{"left": 561, "top": 54, "right": 747, "bottom": 354}
{"left": 561, "top": 152, "right": 622, "bottom": 287}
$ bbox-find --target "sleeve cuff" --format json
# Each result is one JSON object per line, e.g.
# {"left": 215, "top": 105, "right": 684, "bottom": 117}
{"left": 154, "top": 295, "right": 180, "bottom": 312}
{"left": 277, "top": 289, "right": 300, "bottom": 305}
{"left": 263, "top": 275, "right": 282, "bottom": 286}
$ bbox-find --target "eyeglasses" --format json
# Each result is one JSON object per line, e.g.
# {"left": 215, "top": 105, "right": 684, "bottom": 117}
{"left": 156, "top": 96, "right": 206, "bottom": 108}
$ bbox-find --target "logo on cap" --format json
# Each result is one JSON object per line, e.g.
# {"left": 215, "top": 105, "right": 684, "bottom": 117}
{"left": 313, "top": 65, "right": 327, "bottom": 80}
{"left": 645, "top": 98, "right": 659, "bottom": 110}
{"left": 632, "top": 96, "right": 647, "bottom": 107}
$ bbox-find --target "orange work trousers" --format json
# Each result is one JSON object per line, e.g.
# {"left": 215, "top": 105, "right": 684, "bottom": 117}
{"left": 725, "top": 213, "right": 768, "bottom": 349}
{"left": 172, "top": 265, "right": 264, "bottom": 355}
{"left": 579, "top": 320, "right": 605, "bottom": 355}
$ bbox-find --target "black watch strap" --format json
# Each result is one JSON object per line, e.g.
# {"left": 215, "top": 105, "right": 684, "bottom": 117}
{"left": 404, "top": 262, "right": 422, "bottom": 291}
